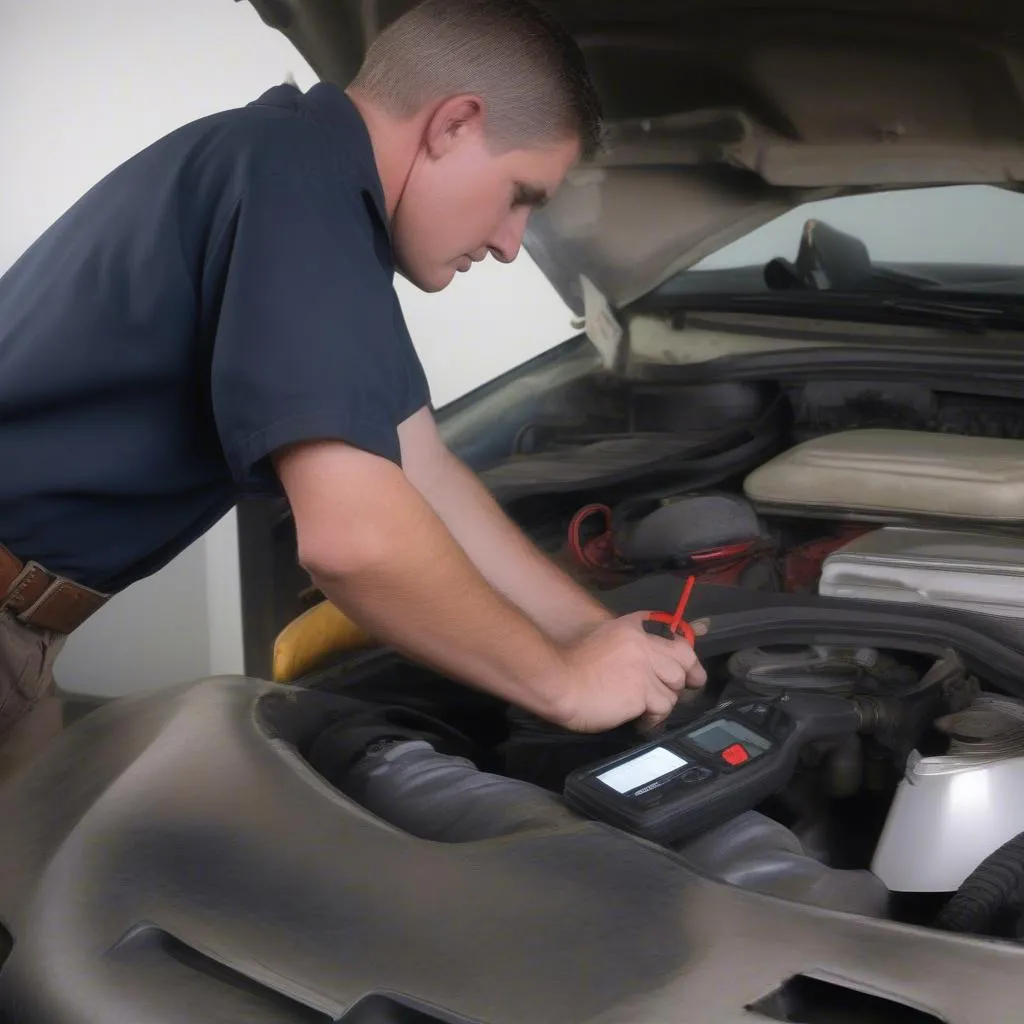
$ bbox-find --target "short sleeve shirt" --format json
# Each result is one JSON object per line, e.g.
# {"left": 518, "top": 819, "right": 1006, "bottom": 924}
{"left": 0, "top": 82, "right": 431, "bottom": 593}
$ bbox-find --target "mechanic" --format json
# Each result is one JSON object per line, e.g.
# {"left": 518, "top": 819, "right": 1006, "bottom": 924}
{"left": 0, "top": 0, "right": 705, "bottom": 774}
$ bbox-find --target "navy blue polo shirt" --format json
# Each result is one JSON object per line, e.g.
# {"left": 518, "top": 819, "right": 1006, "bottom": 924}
{"left": 0, "top": 82, "right": 430, "bottom": 594}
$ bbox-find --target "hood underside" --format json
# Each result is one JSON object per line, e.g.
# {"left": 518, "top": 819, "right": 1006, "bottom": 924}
{"left": 249, "top": 0, "right": 1024, "bottom": 312}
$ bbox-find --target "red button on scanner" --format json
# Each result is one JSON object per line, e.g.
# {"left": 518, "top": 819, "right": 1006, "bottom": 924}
{"left": 721, "top": 743, "right": 749, "bottom": 766}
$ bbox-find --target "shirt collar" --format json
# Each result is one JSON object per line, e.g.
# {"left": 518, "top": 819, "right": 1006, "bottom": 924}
{"left": 255, "top": 81, "right": 390, "bottom": 228}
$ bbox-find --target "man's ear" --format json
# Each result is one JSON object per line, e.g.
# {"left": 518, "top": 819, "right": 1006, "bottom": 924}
{"left": 422, "top": 95, "right": 487, "bottom": 158}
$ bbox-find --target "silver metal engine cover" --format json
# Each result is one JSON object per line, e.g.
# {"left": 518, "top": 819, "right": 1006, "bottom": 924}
{"left": 819, "top": 526, "right": 1024, "bottom": 620}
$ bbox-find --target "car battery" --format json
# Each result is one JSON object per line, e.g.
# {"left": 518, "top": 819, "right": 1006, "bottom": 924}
{"left": 743, "top": 429, "right": 1024, "bottom": 527}
{"left": 819, "top": 526, "right": 1024, "bottom": 620}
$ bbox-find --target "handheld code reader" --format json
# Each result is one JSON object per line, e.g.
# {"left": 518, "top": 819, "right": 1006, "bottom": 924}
{"left": 563, "top": 692, "right": 865, "bottom": 845}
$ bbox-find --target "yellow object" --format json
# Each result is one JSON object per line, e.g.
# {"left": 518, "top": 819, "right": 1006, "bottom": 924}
{"left": 272, "top": 600, "right": 375, "bottom": 682}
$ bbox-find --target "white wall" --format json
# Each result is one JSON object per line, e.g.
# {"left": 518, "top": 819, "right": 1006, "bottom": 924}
{"left": 2, "top": 0, "right": 573, "bottom": 697}
{"left": 394, "top": 259, "right": 573, "bottom": 407}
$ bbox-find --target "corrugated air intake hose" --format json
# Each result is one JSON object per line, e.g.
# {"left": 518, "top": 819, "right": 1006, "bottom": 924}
{"left": 935, "top": 829, "right": 1024, "bottom": 935}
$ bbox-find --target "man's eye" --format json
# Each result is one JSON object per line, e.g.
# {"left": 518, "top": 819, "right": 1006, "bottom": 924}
{"left": 511, "top": 184, "right": 548, "bottom": 210}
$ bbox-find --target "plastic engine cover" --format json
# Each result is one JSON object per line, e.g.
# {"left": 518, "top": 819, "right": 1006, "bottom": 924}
{"left": 744, "top": 429, "right": 1024, "bottom": 525}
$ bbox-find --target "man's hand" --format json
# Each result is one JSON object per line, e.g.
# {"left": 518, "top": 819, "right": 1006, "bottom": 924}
{"left": 556, "top": 613, "right": 707, "bottom": 733}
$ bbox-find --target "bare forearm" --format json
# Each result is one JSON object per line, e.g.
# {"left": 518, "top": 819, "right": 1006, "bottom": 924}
{"left": 276, "top": 443, "right": 572, "bottom": 722}
{"left": 419, "top": 451, "right": 613, "bottom": 643}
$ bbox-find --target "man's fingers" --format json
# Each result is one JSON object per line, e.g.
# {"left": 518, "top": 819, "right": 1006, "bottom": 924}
{"left": 665, "top": 638, "right": 707, "bottom": 688}
{"left": 637, "top": 681, "right": 681, "bottom": 732}
{"left": 686, "top": 654, "right": 708, "bottom": 688}
{"left": 649, "top": 648, "right": 687, "bottom": 690}
{"left": 638, "top": 710, "right": 670, "bottom": 733}
{"left": 643, "top": 633, "right": 708, "bottom": 689}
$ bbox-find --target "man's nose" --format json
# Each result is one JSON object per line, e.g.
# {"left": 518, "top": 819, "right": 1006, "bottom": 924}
{"left": 488, "top": 216, "right": 527, "bottom": 264}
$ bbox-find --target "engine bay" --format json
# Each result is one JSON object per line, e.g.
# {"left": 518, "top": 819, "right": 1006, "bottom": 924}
{"left": 299, "top": 372, "right": 1024, "bottom": 947}
{"left": 300, "top": 587, "right": 1024, "bottom": 946}
{"left": 483, "top": 375, "right": 1024, "bottom": 605}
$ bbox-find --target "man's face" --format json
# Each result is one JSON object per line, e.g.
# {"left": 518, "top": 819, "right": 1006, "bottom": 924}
{"left": 392, "top": 104, "right": 579, "bottom": 292}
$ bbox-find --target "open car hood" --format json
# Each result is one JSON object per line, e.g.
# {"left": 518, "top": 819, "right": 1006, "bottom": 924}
{"left": 249, "top": 0, "right": 1024, "bottom": 314}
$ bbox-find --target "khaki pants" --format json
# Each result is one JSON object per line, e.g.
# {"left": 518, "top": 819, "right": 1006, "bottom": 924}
{"left": 0, "top": 611, "right": 66, "bottom": 786}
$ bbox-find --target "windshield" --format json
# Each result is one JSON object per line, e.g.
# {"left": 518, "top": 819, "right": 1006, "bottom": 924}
{"left": 659, "top": 185, "right": 1024, "bottom": 301}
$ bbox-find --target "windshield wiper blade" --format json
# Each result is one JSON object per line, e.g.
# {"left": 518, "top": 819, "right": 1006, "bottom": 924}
{"left": 682, "top": 292, "right": 1024, "bottom": 334}
{"left": 876, "top": 297, "right": 999, "bottom": 333}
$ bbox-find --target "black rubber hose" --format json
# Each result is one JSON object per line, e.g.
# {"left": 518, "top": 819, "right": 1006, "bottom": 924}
{"left": 334, "top": 739, "right": 581, "bottom": 843}
{"left": 935, "top": 830, "right": 1024, "bottom": 934}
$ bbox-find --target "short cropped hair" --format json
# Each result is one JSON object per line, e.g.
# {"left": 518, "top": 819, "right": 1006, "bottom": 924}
{"left": 350, "top": 0, "right": 603, "bottom": 160}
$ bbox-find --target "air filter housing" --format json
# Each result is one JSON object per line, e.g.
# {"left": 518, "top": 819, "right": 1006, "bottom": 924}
{"left": 744, "top": 429, "right": 1024, "bottom": 526}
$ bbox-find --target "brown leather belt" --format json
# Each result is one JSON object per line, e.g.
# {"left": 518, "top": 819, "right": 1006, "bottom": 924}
{"left": 0, "top": 544, "right": 109, "bottom": 634}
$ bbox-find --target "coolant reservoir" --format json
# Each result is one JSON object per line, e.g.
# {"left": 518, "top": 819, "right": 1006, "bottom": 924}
{"left": 872, "top": 695, "right": 1024, "bottom": 893}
